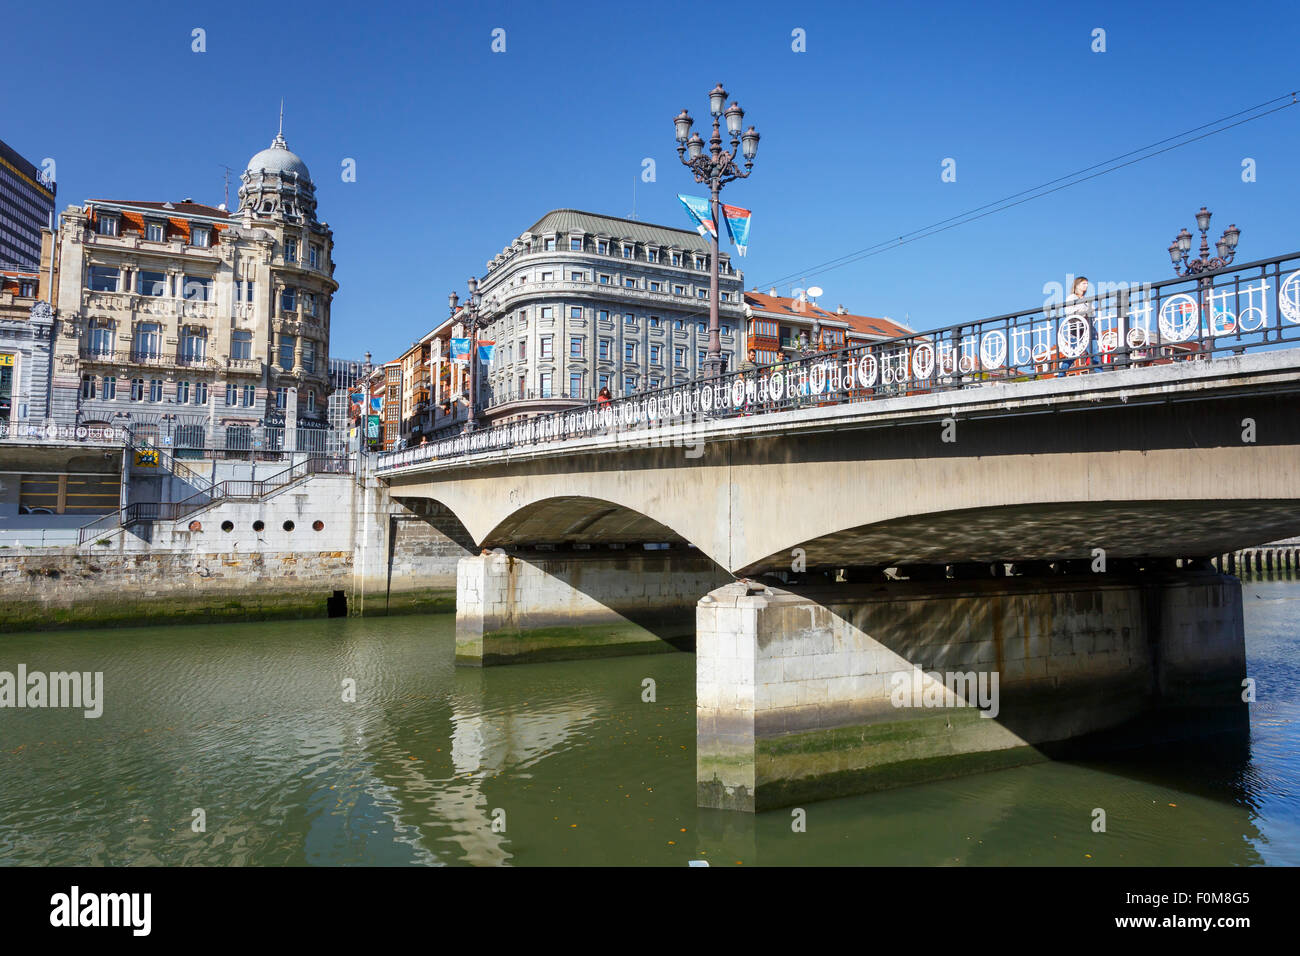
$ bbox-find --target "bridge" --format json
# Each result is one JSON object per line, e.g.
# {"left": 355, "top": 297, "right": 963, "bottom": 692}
{"left": 375, "top": 252, "right": 1300, "bottom": 811}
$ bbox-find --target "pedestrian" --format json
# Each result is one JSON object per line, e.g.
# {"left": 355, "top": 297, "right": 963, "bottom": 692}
{"left": 1057, "top": 276, "right": 1096, "bottom": 377}
{"left": 596, "top": 386, "right": 612, "bottom": 406}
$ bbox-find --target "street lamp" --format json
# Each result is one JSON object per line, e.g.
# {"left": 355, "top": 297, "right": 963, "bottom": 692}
{"left": 1169, "top": 206, "right": 1241, "bottom": 277}
{"left": 675, "top": 83, "right": 759, "bottom": 377}
{"left": 449, "top": 277, "right": 486, "bottom": 433}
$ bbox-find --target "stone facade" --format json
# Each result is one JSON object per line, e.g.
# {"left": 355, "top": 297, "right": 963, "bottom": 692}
{"left": 48, "top": 129, "right": 336, "bottom": 457}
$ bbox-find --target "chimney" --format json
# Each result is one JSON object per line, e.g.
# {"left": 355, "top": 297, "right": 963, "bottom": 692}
{"left": 768, "top": 287, "right": 777, "bottom": 296}
{"left": 836, "top": 304, "right": 847, "bottom": 315}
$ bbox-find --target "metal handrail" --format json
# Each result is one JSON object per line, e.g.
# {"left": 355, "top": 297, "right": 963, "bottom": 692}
{"left": 376, "top": 250, "right": 1300, "bottom": 472}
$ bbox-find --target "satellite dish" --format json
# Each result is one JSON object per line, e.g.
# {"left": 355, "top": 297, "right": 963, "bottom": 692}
{"left": 807, "top": 286, "right": 824, "bottom": 299}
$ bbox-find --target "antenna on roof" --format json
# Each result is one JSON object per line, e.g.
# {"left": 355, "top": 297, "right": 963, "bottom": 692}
{"left": 219, "top": 165, "right": 234, "bottom": 210}
{"left": 278, "top": 98, "right": 285, "bottom": 138}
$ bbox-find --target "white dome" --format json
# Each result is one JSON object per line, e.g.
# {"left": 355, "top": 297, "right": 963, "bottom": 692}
{"left": 245, "top": 133, "right": 311, "bottom": 181}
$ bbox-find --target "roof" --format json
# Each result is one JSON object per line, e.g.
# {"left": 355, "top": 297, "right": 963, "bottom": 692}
{"left": 89, "top": 199, "right": 230, "bottom": 220}
{"left": 744, "top": 292, "right": 911, "bottom": 340}
{"left": 526, "top": 209, "right": 712, "bottom": 253}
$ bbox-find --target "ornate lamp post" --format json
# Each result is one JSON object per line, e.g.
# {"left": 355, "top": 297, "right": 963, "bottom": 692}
{"left": 675, "top": 83, "right": 760, "bottom": 377}
{"left": 448, "top": 277, "right": 485, "bottom": 433}
{"left": 1169, "top": 206, "right": 1241, "bottom": 277}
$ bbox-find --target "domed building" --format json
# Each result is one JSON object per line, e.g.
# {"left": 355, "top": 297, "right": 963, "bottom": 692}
{"left": 48, "top": 118, "right": 340, "bottom": 463}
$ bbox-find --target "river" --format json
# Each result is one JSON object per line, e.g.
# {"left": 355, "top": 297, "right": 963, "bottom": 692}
{"left": 1, "top": 579, "right": 1296, "bottom": 866}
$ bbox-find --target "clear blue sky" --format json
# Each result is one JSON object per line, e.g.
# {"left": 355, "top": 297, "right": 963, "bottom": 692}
{"left": 7, "top": 0, "right": 1299, "bottom": 361}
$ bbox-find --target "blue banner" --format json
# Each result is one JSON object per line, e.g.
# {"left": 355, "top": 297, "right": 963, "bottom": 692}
{"left": 678, "top": 194, "right": 716, "bottom": 238}
{"left": 722, "top": 203, "right": 751, "bottom": 256}
{"left": 478, "top": 343, "right": 495, "bottom": 363}
{"left": 450, "top": 337, "right": 470, "bottom": 363}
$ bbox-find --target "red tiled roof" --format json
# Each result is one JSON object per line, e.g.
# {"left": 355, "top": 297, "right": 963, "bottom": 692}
{"left": 90, "top": 199, "right": 230, "bottom": 219}
{"left": 744, "top": 291, "right": 911, "bottom": 340}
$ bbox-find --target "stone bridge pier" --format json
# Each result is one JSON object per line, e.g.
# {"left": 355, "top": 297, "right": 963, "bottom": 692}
{"left": 696, "top": 571, "right": 1247, "bottom": 811}
{"left": 454, "top": 547, "right": 731, "bottom": 665}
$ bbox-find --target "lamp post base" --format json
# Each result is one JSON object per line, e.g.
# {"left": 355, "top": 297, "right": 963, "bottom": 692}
{"left": 703, "top": 354, "right": 728, "bottom": 378}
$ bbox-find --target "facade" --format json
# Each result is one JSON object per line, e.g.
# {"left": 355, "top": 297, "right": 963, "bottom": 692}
{"left": 0, "top": 136, "right": 56, "bottom": 270}
{"left": 743, "top": 290, "right": 912, "bottom": 361}
{"left": 0, "top": 230, "right": 55, "bottom": 425}
{"left": 327, "top": 354, "right": 369, "bottom": 454}
{"left": 49, "top": 128, "right": 337, "bottom": 457}
{"left": 467, "top": 209, "right": 745, "bottom": 426}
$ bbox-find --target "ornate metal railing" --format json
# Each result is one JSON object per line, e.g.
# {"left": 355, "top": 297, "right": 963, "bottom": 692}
{"left": 376, "top": 251, "right": 1300, "bottom": 473}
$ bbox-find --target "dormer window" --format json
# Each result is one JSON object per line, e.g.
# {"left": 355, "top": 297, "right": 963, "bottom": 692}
{"left": 544, "top": 237, "right": 556, "bottom": 251}
{"left": 146, "top": 222, "right": 165, "bottom": 242}
{"left": 671, "top": 253, "right": 682, "bottom": 266}
{"left": 260, "top": 200, "right": 274, "bottom": 214}
{"left": 96, "top": 214, "right": 119, "bottom": 237}
{"left": 647, "top": 248, "right": 659, "bottom": 263}
{"left": 192, "top": 227, "right": 210, "bottom": 248}
{"left": 569, "top": 237, "right": 583, "bottom": 251}
{"left": 597, "top": 240, "right": 609, "bottom": 255}
{"left": 622, "top": 245, "right": 633, "bottom": 259}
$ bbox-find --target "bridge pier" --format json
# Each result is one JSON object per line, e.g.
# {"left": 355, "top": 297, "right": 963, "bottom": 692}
{"left": 696, "top": 573, "right": 1246, "bottom": 812}
{"left": 455, "top": 548, "right": 730, "bottom": 666}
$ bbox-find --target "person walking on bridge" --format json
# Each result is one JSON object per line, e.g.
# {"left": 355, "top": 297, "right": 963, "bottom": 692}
{"left": 1057, "top": 276, "right": 1097, "bottom": 377}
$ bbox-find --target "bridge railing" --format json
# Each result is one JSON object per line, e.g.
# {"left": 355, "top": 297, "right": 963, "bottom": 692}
{"left": 376, "top": 250, "right": 1300, "bottom": 472}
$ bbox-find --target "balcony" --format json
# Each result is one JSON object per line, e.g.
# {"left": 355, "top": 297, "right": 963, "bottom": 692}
{"left": 83, "top": 291, "right": 219, "bottom": 323}
{"left": 485, "top": 278, "right": 746, "bottom": 319}
{"left": 78, "top": 348, "right": 219, "bottom": 371}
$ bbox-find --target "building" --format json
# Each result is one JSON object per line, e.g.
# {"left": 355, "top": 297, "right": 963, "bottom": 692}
{"left": 743, "top": 290, "right": 912, "bottom": 361}
{"left": 0, "top": 136, "right": 56, "bottom": 271}
{"left": 327, "top": 354, "right": 370, "bottom": 454}
{"left": 0, "top": 229, "right": 55, "bottom": 426}
{"left": 49, "top": 126, "right": 337, "bottom": 457}
{"left": 461, "top": 209, "right": 746, "bottom": 427}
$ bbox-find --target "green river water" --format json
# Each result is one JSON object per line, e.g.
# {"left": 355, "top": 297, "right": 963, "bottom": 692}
{"left": 1, "top": 580, "right": 1297, "bottom": 866}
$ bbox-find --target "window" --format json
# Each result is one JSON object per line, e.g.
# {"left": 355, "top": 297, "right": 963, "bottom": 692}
{"left": 650, "top": 281, "right": 662, "bottom": 292}
{"left": 721, "top": 324, "right": 730, "bottom": 335}
{"left": 275, "top": 387, "right": 287, "bottom": 410}
{"left": 647, "top": 250, "right": 658, "bottom": 263}
{"left": 569, "top": 371, "right": 583, "bottom": 395}
{"left": 137, "top": 271, "right": 167, "bottom": 297}
{"left": 569, "top": 336, "right": 583, "bottom": 357}
{"left": 624, "top": 342, "right": 637, "bottom": 362}
{"left": 149, "top": 379, "right": 163, "bottom": 402}
{"left": 540, "top": 336, "right": 553, "bottom": 359}
{"left": 673, "top": 319, "right": 684, "bottom": 330}
{"left": 570, "top": 306, "right": 582, "bottom": 320}
{"left": 132, "top": 323, "right": 161, "bottom": 359}
{"left": 623, "top": 374, "right": 637, "bottom": 393}
{"left": 721, "top": 292, "right": 731, "bottom": 302}
{"left": 96, "top": 215, "right": 118, "bottom": 237}
{"left": 622, "top": 246, "right": 632, "bottom": 259}
{"left": 695, "top": 257, "right": 706, "bottom": 270}
{"left": 87, "top": 266, "right": 119, "bottom": 292}
{"left": 540, "top": 306, "right": 554, "bottom": 320}
{"left": 231, "top": 330, "right": 253, "bottom": 360}
{"left": 698, "top": 350, "right": 707, "bottom": 365}
{"left": 544, "top": 238, "right": 556, "bottom": 251}
{"left": 278, "top": 335, "right": 296, "bottom": 370}
{"left": 285, "top": 239, "right": 298, "bottom": 263}
{"left": 650, "top": 344, "right": 661, "bottom": 364}
{"left": 675, "top": 347, "right": 686, "bottom": 367}
{"left": 236, "top": 279, "right": 255, "bottom": 302}
{"left": 81, "top": 375, "right": 96, "bottom": 399}
{"left": 280, "top": 287, "right": 296, "bottom": 312}
{"left": 131, "top": 378, "right": 145, "bottom": 402}
{"left": 177, "top": 381, "right": 190, "bottom": 403}
{"left": 102, "top": 376, "right": 116, "bottom": 400}
{"left": 570, "top": 237, "right": 582, "bottom": 251}
{"left": 18, "top": 279, "right": 34, "bottom": 296}
{"left": 191, "top": 227, "right": 210, "bottom": 248}
{"left": 241, "top": 385, "right": 256, "bottom": 407}
{"left": 697, "top": 289, "right": 708, "bottom": 299}
{"left": 182, "top": 274, "right": 213, "bottom": 301}
{"left": 540, "top": 372, "right": 553, "bottom": 398}
{"left": 570, "top": 272, "right": 584, "bottom": 282}
{"left": 541, "top": 271, "right": 554, "bottom": 281}
{"left": 309, "top": 244, "right": 320, "bottom": 268}
{"left": 598, "top": 373, "right": 609, "bottom": 390}
{"left": 302, "top": 340, "right": 315, "bottom": 373}
{"left": 304, "top": 293, "right": 316, "bottom": 317}
{"left": 517, "top": 374, "right": 526, "bottom": 393}
{"left": 181, "top": 329, "right": 206, "bottom": 363}
{"left": 598, "top": 310, "right": 610, "bottom": 323}
{"left": 517, "top": 339, "right": 527, "bottom": 361}
{"left": 649, "top": 316, "right": 661, "bottom": 328}
{"left": 599, "top": 339, "right": 611, "bottom": 360}
{"left": 671, "top": 253, "right": 682, "bottom": 266}
{"left": 697, "top": 323, "right": 707, "bottom": 334}
{"left": 598, "top": 274, "right": 611, "bottom": 284}
{"left": 624, "top": 313, "right": 636, "bottom": 326}
{"left": 597, "top": 241, "right": 609, "bottom": 255}
{"left": 624, "top": 277, "right": 637, "bottom": 288}
{"left": 146, "top": 222, "right": 165, "bottom": 242}
{"left": 193, "top": 382, "right": 207, "bottom": 405}
{"left": 649, "top": 377, "right": 661, "bottom": 389}
{"left": 305, "top": 391, "right": 316, "bottom": 412}
{"left": 674, "top": 285, "right": 685, "bottom": 295}
{"left": 88, "top": 324, "right": 114, "bottom": 355}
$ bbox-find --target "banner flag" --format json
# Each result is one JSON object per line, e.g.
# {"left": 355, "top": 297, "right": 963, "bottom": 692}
{"left": 678, "top": 194, "right": 716, "bottom": 238}
{"left": 450, "top": 337, "right": 470, "bottom": 363}
{"left": 722, "top": 203, "right": 751, "bottom": 256}
{"left": 478, "top": 341, "right": 496, "bottom": 363}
